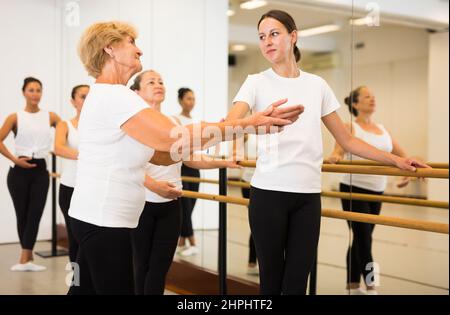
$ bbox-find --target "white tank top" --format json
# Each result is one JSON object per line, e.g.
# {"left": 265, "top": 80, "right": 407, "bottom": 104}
{"left": 145, "top": 116, "right": 183, "bottom": 203}
{"left": 341, "top": 123, "right": 393, "bottom": 192}
{"left": 175, "top": 114, "right": 194, "bottom": 126}
{"left": 15, "top": 110, "right": 51, "bottom": 159}
{"left": 60, "top": 120, "right": 79, "bottom": 188}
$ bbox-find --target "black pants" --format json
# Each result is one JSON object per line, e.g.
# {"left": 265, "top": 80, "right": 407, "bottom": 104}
{"left": 249, "top": 186, "right": 321, "bottom": 295}
{"left": 340, "top": 183, "right": 383, "bottom": 285}
{"left": 180, "top": 165, "right": 200, "bottom": 237}
{"left": 67, "top": 217, "right": 135, "bottom": 295}
{"left": 59, "top": 184, "right": 78, "bottom": 262}
{"left": 131, "top": 200, "right": 181, "bottom": 295}
{"left": 241, "top": 186, "right": 257, "bottom": 264}
{"left": 7, "top": 159, "right": 49, "bottom": 250}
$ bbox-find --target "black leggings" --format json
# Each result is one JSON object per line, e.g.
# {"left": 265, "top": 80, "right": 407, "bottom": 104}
{"left": 241, "top": 186, "right": 257, "bottom": 264}
{"left": 180, "top": 165, "right": 200, "bottom": 237}
{"left": 249, "top": 186, "right": 321, "bottom": 295}
{"left": 340, "top": 183, "right": 383, "bottom": 285}
{"left": 67, "top": 217, "right": 135, "bottom": 295}
{"left": 131, "top": 200, "right": 181, "bottom": 295}
{"left": 7, "top": 159, "right": 49, "bottom": 250}
{"left": 59, "top": 184, "right": 78, "bottom": 262}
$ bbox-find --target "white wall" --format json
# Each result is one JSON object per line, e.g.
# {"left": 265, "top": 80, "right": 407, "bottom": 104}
{"left": 0, "top": 0, "right": 228, "bottom": 244}
{"left": 427, "top": 32, "right": 449, "bottom": 202}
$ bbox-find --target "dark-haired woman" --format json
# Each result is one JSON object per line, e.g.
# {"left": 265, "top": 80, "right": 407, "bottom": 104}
{"left": 0, "top": 77, "right": 61, "bottom": 271}
{"left": 54, "top": 85, "right": 89, "bottom": 263}
{"left": 175, "top": 87, "right": 201, "bottom": 257}
{"left": 328, "top": 86, "right": 414, "bottom": 295}
{"left": 226, "top": 10, "right": 429, "bottom": 295}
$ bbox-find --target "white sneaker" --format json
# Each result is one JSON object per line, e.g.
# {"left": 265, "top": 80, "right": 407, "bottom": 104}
{"left": 246, "top": 265, "right": 259, "bottom": 276}
{"left": 349, "top": 288, "right": 367, "bottom": 295}
{"left": 366, "top": 289, "right": 379, "bottom": 295}
{"left": 10, "top": 263, "right": 29, "bottom": 271}
{"left": 180, "top": 246, "right": 199, "bottom": 257}
{"left": 11, "top": 262, "right": 46, "bottom": 272}
{"left": 176, "top": 246, "right": 189, "bottom": 254}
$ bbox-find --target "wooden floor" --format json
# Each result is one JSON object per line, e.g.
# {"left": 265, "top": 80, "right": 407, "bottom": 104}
{"left": 0, "top": 186, "right": 448, "bottom": 295}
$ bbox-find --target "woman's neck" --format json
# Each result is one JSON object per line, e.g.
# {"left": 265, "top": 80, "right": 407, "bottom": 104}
{"left": 355, "top": 113, "right": 373, "bottom": 125}
{"left": 24, "top": 104, "right": 40, "bottom": 113}
{"left": 180, "top": 110, "right": 191, "bottom": 118}
{"left": 272, "top": 56, "right": 299, "bottom": 78}
{"left": 148, "top": 101, "right": 161, "bottom": 112}
{"left": 96, "top": 63, "right": 134, "bottom": 85}
{"left": 72, "top": 113, "right": 81, "bottom": 122}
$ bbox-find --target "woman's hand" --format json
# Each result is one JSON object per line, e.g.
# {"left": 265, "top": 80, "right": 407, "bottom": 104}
{"left": 327, "top": 154, "right": 342, "bottom": 164}
{"left": 218, "top": 160, "right": 242, "bottom": 169}
{"left": 396, "top": 177, "right": 412, "bottom": 188}
{"left": 244, "top": 99, "right": 304, "bottom": 134}
{"left": 14, "top": 157, "right": 36, "bottom": 169}
{"left": 152, "top": 181, "right": 183, "bottom": 200}
{"left": 394, "top": 156, "right": 431, "bottom": 172}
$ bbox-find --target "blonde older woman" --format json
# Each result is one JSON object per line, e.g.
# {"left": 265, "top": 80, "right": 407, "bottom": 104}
{"left": 67, "top": 21, "right": 303, "bottom": 295}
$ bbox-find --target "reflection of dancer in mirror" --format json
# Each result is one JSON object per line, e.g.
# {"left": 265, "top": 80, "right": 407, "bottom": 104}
{"left": 55, "top": 84, "right": 90, "bottom": 264}
{"left": 227, "top": 10, "right": 430, "bottom": 295}
{"left": 67, "top": 21, "right": 302, "bottom": 294}
{"left": 130, "top": 70, "right": 240, "bottom": 294}
{"left": 0, "top": 77, "right": 61, "bottom": 272}
{"left": 175, "top": 88, "right": 201, "bottom": 257}
{"left": 328, "top": 86, "right": 419, "bottom": 295}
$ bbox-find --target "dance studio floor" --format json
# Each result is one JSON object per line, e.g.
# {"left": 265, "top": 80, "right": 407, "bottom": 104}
{"left": 176, "top": 186, "right": 449, "bottom": 295}
{"left": 0, "top": 186, "right": 448, "bottom": 295}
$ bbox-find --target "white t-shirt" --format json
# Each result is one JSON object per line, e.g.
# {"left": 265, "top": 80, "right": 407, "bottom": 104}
{"left": 233, "top": 68, "right": 340, "bottom": 193}
{"left": 145, "top": 162, "right": 183, "bottom": 203}
{"left": 68, "top": 84, "right": 155, "bottom": 228}
{"left": 145, "top": 116, "right": 183, "bottom": 203}
{"left": 341, "top": 123, "right": 393, "bottom": 192}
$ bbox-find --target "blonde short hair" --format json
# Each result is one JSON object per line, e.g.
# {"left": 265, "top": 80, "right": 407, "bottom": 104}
{"left": 78, "top": 21, "right": 138, "bottom": 78}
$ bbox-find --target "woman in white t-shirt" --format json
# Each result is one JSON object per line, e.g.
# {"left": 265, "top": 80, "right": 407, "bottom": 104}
{"left": 227, "top": 10, "right": 429, "bottom": 295}
{"left": 129, "top": 70, "right": 239, "bottom": 295}
{"left": 54, "top": 84, "right": 89, "bottom": 263}
{"left": 328, "top": 86, "right": 414, "bottom": 295}
{"left": 67, "top": 21, "right": 302, "bottom": 295}
{"left": 0, "top": 77, "right": 61, "bottom": 272}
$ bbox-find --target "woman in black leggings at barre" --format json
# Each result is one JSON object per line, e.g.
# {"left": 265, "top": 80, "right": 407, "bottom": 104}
{"left": 129, "top": 69, "right": 240, "bottom": 294}
{"left": 0, "top": 77, "right": 61, "bottom": 272}
{"left": 328, "top": 86, "right": 416, "bottom": 295}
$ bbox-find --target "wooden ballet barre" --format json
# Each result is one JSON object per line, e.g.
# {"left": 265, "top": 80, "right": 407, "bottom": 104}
{"left": 49, "top": 172, "right": 60, "bottom": 178}
{"left": 323, "top": 164, "right": 448, "bottom": 179}
{"left": 181, "top": 176, "right": 448, "bottom": 209}
{"left": 181, "top": 191, "right": 449, "bottom": 234}
{"left": 321, "top": 208, "right": 449, "bottom": 234}
{"left": 323, "top": 159, "right": 448, "bottom": 169}
{"left": 321, "top": 191, "right": 448, "bottom": 209}
{"left": 182, "top": 190, "right": 249, "bottom": 206}
{"left": 237, "top": 160, "right": 449, "bottom": 179}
